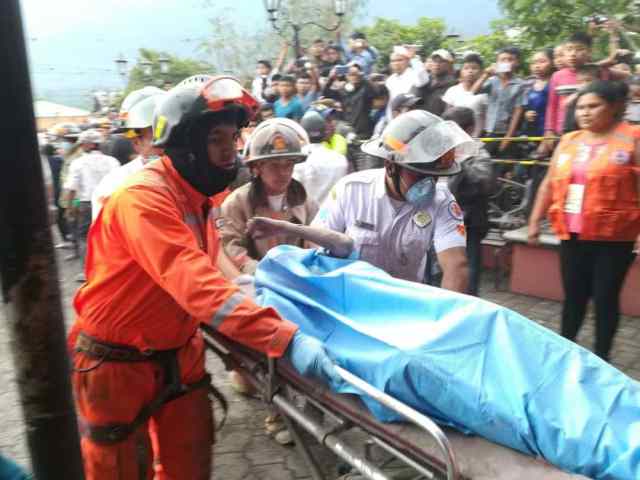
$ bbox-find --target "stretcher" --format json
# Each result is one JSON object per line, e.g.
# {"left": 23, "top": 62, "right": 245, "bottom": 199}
{"left": 202, "top": 325, "right": 587, "bottom": 480}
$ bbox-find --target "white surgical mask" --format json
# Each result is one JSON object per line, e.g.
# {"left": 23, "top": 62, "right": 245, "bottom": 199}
{"left": 496, "top": 62, "right": 512, "bottom": 74}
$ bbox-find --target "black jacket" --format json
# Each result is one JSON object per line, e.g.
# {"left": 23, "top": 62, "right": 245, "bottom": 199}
{"left": 448, "top": 148, "right": 495, "bottom": 233}
{"left": 322, "top": 80, "right": 380, "bottom": 138}
{"left": 411, "top": 74, "right": 457, "bottom": 116}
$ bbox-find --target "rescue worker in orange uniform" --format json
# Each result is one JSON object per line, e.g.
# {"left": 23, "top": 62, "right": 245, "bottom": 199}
{"left": 529, "top": 80, "right": 640, "bottom": 360}
{"left": 68, "top": 76, "right": 340, "bottom": 480}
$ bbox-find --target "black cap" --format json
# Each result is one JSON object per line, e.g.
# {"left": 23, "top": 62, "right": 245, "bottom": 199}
{"left": 391, "top": 93, "right": 420, "bottom": 112}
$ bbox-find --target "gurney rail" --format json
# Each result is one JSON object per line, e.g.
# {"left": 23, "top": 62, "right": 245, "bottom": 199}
{"left": 202, "top": 326, "right": 462, "bottom": 480}
{"left": 335, "top": 367, "right": 459, "bottom": 480}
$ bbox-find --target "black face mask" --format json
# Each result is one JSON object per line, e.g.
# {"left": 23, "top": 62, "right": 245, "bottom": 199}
{"left": 168, "top": 113, "right": 240, "bottom": 197}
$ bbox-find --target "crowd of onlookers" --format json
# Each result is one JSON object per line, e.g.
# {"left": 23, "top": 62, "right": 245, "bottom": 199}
{"left": 39, "top": 20, "right": 640, "bottom": 289}
{"left": 249, "top": 23, "right": 640, "bottom": 163}
{"left": 35, "top": 19, "right": 640, "bottom": 368}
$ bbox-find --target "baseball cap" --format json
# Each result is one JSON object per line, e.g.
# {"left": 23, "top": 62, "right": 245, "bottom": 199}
{"left": 390, "top": 93, "right": 420, "bottom": 112}
{"left": 430, "top": 49, "right": 454, "bottom": 62}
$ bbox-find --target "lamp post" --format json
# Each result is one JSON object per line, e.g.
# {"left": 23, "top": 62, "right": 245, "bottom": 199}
{"left": 140, "top": 58, "right": 153, "bottom": 78}
{"left": 115, "top": 55, "right": 171, "bottom": 89}
{"left": 263, "top": 0, "right": 346, "bottom": 59}
{"left": 159, "top": 56, "right": 170, "bottom": 75}
{"left": 115, "top": 53, "right": 128, "bottom": 83}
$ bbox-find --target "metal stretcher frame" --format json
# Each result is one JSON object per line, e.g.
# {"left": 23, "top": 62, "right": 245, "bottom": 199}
{"left": 202, "top": 325, "right": 460, "bottom": 480}
{"left": 201, "top": 325, "right": 584, "bottom": 480}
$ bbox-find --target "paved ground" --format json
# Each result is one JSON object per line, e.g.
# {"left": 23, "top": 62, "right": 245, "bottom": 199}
{"left": 1, "top": 245, "right": 639, "bottom": 478}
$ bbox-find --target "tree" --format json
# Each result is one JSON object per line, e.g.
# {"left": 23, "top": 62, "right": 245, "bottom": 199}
{"left": 498, "top": 0, "right": 631, "bottom": 53}
{"left": 459, "top": 20, "right": 511, "bottom": 61}
{"left": 125, "top": 49, "right": 214, "bottom": 95}
{"left": 455, "top": 19, "right": 540, "bottom": 70}
{"left": 199, "top": 0, "right": 369, "bottom": 81}
{"left": 360, "top": 17, "right": 454, "bottom": 69}
{"left": 201, "top": 11, "right": 281, "bottom": 82}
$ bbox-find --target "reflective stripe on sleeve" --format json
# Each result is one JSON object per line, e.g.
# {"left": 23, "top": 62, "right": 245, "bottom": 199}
{"left": 209, "top": 290, "right": 246, "bottom": 328}
{"left": 183, "top": 213, "right": 203, "bottom": 226}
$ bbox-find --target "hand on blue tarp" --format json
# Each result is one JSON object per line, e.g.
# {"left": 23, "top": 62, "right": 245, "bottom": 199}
{"left": 286, "top": 331, "right": 341, "bottom": 386}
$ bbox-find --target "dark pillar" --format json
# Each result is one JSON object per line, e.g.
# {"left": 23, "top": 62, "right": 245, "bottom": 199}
{"left": 0, "top": 1, "right": 84, "bottom": 478}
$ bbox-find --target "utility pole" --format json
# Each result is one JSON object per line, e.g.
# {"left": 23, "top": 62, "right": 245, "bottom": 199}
{"left": 0, "top": 1, "right": 85, "bottom": 478}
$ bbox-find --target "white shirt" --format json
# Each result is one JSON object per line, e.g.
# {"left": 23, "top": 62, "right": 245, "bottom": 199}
{"left": 385, "top": 58, "right": 426, "bottom": 117}
{"left": 442, "top": 84, "right": 488, "bottom": 136}
{"left": 251, "top": 73, "right": 277, "bottom": 103}
{"left": 312, "top": 169, "right": 466, "bottom": 282}
{"left": 293, "top": 144, "right": 349, "bottom": 205}
{"left": 267, "top": 193, "right": 286, "bottom": 212}
{"left": 91, "top": 156, "right": 147, "bottom": 220}
{"left": 41, "top": 156, "right": 53, "bottom": 207}
{"left": 64, "top": 150, "right": 120, "bottom": 202}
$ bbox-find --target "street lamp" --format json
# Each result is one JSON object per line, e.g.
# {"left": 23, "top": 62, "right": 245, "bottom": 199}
{"left": 115, "top": 53, "right": 128, "bottom": 79}
{"left": 158, "top": 56, "right": 170, "bottom": 75}
{"left": 263, "top": 0, "right": 282, "bottom": 13}
{"left": 140, "top": 59, "right": 153, "bottom": 77}
{"left": 263, "top": 0, "right": 347, "bottom": 59}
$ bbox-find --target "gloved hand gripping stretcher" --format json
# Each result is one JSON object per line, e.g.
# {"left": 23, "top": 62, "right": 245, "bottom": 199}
{"left": 205, "top": 324, "right": 591, "bottom": 480}
{"left": 203, "top": 243, "right": 640, "bottom": 479}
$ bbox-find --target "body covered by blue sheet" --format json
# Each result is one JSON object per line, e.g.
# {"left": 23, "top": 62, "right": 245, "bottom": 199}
{"left": 253, "top": 245, "right": 640, "bottom": 480}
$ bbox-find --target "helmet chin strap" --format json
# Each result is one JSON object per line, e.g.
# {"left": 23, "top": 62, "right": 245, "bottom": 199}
{"left": 385, "top": 163, "right": 405, "bottom": 200}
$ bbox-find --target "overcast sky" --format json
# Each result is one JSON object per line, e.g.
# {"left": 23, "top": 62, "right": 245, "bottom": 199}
{"left": 20, "top": 0, "right": 501, "bottom": 107}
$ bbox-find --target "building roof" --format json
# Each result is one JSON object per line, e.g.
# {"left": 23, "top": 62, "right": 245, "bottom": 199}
{"left": 34, "top": 100, "right": 90, "bottom": 118}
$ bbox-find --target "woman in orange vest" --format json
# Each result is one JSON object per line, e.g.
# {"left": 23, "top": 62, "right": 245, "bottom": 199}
{"left": 528, "top": 80, "right": 640, "bottom": 360}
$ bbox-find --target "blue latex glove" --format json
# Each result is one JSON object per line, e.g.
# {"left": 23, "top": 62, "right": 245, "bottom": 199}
{"left": 285, "top": 331, "right": 340, "bottom": 386}
{"left": 0, "top": 454, "right": 31, "bottom": 480}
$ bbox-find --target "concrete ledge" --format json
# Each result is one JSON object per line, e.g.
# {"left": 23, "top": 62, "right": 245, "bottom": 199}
{"left": 503, "top": 226, "right": 560, "bottom": 247}
{"left": 506, "top": 229, "right": 640, "bottom": 316}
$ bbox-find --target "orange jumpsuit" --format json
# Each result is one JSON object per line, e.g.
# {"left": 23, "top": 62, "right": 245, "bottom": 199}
{"left": 69, "top": 156, "right": 297, "bottom": 479}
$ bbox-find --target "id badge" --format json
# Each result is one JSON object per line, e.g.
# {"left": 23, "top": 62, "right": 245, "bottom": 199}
{"left": 564, "top": 184, "right": 584, "bottom": 214}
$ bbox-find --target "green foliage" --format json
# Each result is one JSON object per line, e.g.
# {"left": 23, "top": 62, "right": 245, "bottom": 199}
{"left": 461, "top": 20, "right": 514, "bottom": 61}
{"left": 125, "top": 49, "right": 214, "bottom": 95}
{"left": 361, "top": 17, "right": 452, "bottom": 68}
{"left": 455, "top": 19, "right": 538, "bottom": 73}
{"left": 498, "top": 0, "right": 632, "bottom": 52}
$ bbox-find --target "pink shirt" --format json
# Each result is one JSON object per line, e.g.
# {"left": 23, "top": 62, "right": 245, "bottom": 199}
{"left": 545, "top": 67, "right": 612, "bottom": 134}
{"left": 545, "top": 68, "right": 577, "bottom": 134}
{"left": 565, "top": 142, "right": 606, "bottom": 233}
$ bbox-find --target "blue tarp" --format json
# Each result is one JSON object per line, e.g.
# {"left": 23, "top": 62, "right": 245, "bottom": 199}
{"left": 254, "top": 246, "right": 640, "bottom": 480}
{"left": 0, "top": 454, "right": 30, "bottom": 480}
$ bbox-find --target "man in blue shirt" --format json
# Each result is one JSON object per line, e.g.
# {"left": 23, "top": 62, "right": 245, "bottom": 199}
{"left": 273, "top": 75, "right": 305, "bottom": 120}
{"left": 345, "top": 32, "right": 378, "bottom": 75}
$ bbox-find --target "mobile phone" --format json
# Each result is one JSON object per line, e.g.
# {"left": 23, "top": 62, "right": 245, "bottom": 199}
{"left": 335, "top": 65, "right": 349, "bottom": 76}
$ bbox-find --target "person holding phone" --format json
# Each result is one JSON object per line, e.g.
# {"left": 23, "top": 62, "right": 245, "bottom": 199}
{"left": 539, "top": 31, "right": 631, "bottom": 156}
{"left": 411, "top": 49, "right": 457, "bottom": 116}
{"left": 345, "top": 31, "right": 378, "bottom": 75}
{"left": 322, "top": 62, "right": 382, "bottom": 139}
